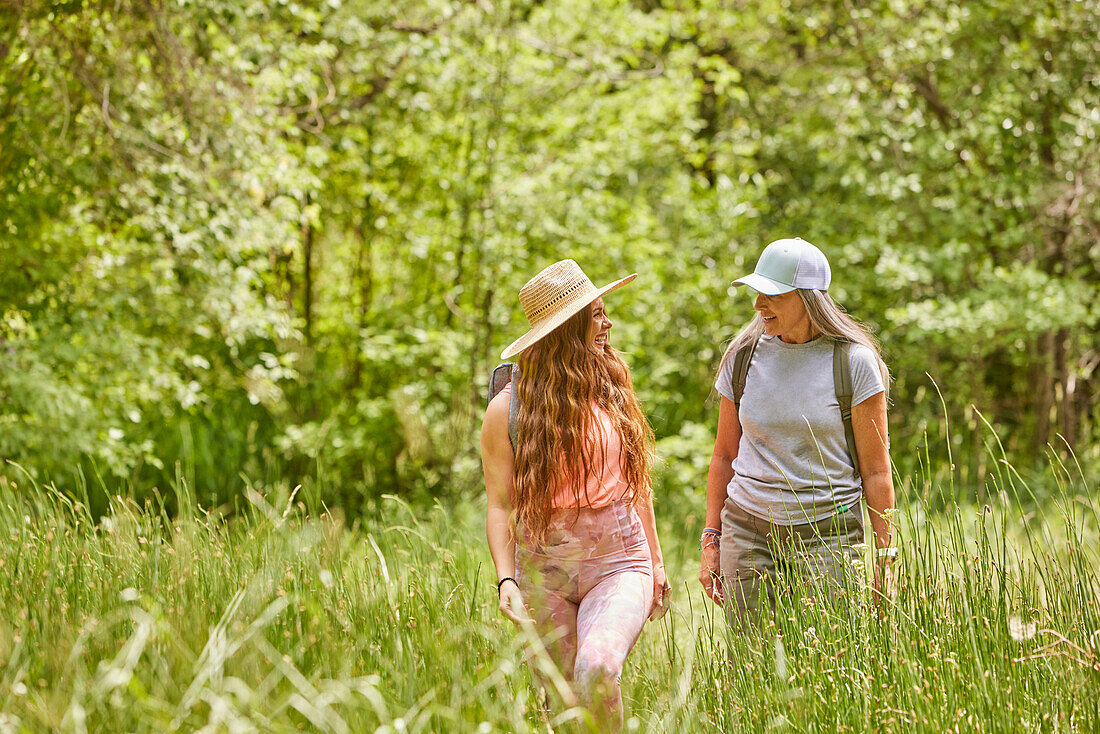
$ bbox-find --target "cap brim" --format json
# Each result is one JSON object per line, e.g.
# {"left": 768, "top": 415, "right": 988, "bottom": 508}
{"left": 731, "top": 272, "right": 795, "bottom": 296}
{"left": 500, "top": 273, "right": 637, "bottom": 359}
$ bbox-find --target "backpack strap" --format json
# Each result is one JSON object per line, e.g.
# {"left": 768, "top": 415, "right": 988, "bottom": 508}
{"left": 507, "top": 364, "right": 519, "bottom": 450}
{"left": 832, "top": 340, "right": 860, "bottom": 476}
{"left": 729, "top": 337, "right": 760, "bottom": 407}
{"left": 486, "top": 365, "right": 519, "bottom": 451}
{"left": 488, "top": 362, "right": 520, "bottom": 450}
{"left": 489, "top": 363, "right": 515, "bottom": 403}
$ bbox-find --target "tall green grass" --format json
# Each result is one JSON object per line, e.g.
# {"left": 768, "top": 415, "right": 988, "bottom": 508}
{"left": 0, "top": 450, "right": 1096, "bottom": 732}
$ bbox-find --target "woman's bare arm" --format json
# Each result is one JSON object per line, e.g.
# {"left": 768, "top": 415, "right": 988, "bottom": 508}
{"left": 700, "top": 396, "right": 741, "bottom": 605}
{"left": 852, "top": 390, "right": 895, "bottom": 596}
{"left": 481, "top": 392, "right": 525, "bottom": 623}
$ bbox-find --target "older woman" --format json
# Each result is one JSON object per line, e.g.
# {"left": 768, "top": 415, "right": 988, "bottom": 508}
{"left": 482, "top": 260, "right": 669, "bottom": 726}
{"left": 699, "top": 238, "right": 896, "bottom": 621}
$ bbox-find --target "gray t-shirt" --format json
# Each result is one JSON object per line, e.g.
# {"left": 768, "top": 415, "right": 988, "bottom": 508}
{"left": 715, "top": 335, "right": 885, "bottom": 525}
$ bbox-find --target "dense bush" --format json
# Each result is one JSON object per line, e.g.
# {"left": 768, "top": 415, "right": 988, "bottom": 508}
{"left": 2, "top": 0, "right": 1097, "bottom": 506}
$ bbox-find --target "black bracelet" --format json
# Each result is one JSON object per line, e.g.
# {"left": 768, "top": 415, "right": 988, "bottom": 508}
{"left": 497, "top": 577, "right": 517, "bottom": 594}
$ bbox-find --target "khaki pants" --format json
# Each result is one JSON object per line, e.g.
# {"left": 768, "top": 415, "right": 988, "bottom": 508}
{"left": 719, "top": 496, "right": 864, "bottom": 625}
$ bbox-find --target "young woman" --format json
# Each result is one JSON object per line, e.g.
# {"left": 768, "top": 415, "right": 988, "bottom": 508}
{"left": 699, "top": 238, "right": 896, "bottom": 621}
{"left": 482, "top": 259, "right": 668, "bottom": 725}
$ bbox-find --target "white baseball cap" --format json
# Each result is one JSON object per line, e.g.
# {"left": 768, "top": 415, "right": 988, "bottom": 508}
{"left": 732, "top": 237, "right": 831, "bottom": 295}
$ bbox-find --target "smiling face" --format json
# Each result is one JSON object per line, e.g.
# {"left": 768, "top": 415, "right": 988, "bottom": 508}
{"left": 754, "top": 290, "right": 815, "bottom": 344}
{"left": 585, "top": 297, "right": 613, "bottom": 353}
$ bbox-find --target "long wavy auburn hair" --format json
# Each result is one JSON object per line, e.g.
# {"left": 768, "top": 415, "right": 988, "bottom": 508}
{"left": 512, "top": 306, "right": 653, "bottom": 545}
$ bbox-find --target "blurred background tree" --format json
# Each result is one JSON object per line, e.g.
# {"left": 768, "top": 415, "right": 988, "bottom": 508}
{"left": 1, "top": 0, "right": 1096, "bottom": 510}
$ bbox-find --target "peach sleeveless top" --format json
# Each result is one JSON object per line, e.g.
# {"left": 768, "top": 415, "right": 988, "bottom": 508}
{"left": 501, "top": 382, "right": 629, "bottom": 508}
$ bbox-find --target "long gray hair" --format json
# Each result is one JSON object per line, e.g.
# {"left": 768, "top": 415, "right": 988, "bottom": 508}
{"left": 720, "top": 289, "right": 890, "bottom": 395}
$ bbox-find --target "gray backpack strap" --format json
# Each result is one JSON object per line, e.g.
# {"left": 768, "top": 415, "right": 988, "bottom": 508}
{"left": 489, "top": 363, "right": 514, "bottom": 403}
{"left": 833, "top": 340, "right": 859, "bottom": 475}
{"left": 507, "top": 364, "right": 519, "bottom": 450}
{"left": 729, "top": 337, "right": 760, "bottom": 407}
{"left": 488, "top": 362, "right": 520, "bottom": 450}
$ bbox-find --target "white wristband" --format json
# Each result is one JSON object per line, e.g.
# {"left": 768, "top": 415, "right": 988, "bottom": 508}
{"left": 875, "top": 546, "right": 898, "bottom": 559}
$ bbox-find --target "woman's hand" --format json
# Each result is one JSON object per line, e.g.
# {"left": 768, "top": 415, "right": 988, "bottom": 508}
{"left": 498, "top": 579, "right": 527, "bottom": 625}
{"left": 699, "top": 543, "right": 723, "bottom": 606}
{"left": 649, "top": 562, "right": 670, "bottom": 621}
{"left": 873, "top": 555, "right": 897, "bottom": 604}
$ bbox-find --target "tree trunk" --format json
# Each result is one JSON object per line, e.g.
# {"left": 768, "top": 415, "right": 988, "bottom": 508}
{"left": 301, "top": 193, "right": 315, "bottom": 347}
{"left": 1056, "top": 327, "right": 1074, "bottom": 450}
{"left": 1034, "top": 331, "right": 1054, "bottom": 450}
{"left": 692, "top": 60, "right": 719, "bottom": 186}
{"left": 447, "top": 119, "right": 477, "bottom": 329}
{"left": 349, "top": 218, "right": 374, "bottom": 391}
{"left": 350, "top": 120, "right": 375, "bottom": 391}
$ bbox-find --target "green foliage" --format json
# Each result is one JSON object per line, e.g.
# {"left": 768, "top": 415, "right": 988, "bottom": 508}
{"left": 1, "top": 0, "right": 1097, "bottom": 504}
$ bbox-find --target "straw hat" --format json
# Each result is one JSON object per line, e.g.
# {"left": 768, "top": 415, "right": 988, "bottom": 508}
{"left": 500, "top": 260, "right": 636, "bottom": 359}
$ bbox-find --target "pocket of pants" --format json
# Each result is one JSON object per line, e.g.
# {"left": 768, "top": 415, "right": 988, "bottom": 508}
{"left": 615, "top": 504, "right": 647, "bottom": 549}
{"left": 845, "top": 505, "right": 865, "bottom": 538}
{"left": 720, "top": 506, "right": 770, "bottom": 581}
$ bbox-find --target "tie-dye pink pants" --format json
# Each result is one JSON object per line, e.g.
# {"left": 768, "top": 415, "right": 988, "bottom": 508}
{"left": 515, "top": 499, "right": 653, "bottom": 692}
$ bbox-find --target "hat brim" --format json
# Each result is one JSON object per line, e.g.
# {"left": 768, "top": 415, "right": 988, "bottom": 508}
{"left": 731, "top": 272, "right": 795, "bottom": 296}
{"left": 500, "top": 273, "right": 637, "bottom": 360}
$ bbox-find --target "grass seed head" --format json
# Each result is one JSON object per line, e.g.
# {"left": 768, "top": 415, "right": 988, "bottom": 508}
{"left": 1008, "top": 616, "right": 1037, "bottom": 642}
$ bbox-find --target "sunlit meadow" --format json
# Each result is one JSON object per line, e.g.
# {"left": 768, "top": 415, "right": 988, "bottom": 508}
{"left": 0, "top": 443, "right": 1096, "bottom": 732}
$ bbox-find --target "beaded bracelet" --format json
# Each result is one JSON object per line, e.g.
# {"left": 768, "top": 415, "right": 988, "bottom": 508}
{"left": 700, "top": 527, "right": 721, "bottom": 550}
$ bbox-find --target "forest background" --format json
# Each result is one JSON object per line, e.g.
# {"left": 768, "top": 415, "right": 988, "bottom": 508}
{"left": 2, "top": 0, "right": 1098, "bottom": 512}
